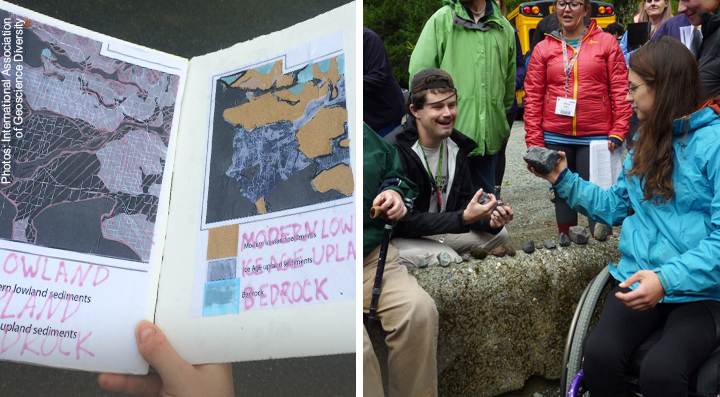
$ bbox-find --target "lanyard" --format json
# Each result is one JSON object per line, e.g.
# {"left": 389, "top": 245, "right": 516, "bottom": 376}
{"left": 421, "top": 141, "right": 445, "bottom": 212}
{"left": 561, "top": 30, "right": 586, "bottom": 97}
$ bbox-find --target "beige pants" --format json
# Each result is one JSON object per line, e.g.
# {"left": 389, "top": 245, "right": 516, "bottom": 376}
{"left": 391, "top": 227, "right": 509, "bottom": 268}
{"left": 363, "top": 245, "right": 438, "bottom": 397}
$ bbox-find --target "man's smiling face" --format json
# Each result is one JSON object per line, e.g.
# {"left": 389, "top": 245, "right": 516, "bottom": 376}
{"left": 411, "top": 90, "right": 458, "bottom": 146}
{"left": 678, "top": 0, "right": 719, "bottom": 25}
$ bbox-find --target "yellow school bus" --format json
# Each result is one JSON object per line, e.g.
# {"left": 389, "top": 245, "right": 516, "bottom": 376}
{"left": 509, "top": 0, "right": 616, "bottom": 109}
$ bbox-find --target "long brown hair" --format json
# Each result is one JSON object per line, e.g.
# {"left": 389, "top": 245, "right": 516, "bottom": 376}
{"left": 628, "top": 37, "right": 701, "bottom": 203}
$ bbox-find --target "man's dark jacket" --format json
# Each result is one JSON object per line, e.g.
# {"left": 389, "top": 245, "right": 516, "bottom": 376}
{"left": 384, "top": 121, "right": 501, "bottom": 238}
{"left": 700, "top": 11, "right": 720, "bottom": 99}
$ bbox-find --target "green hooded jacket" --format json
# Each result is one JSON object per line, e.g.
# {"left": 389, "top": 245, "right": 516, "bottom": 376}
{"left": 363, "top": 124, "right": 418, "bottom": 256}
{"left": 409, "top": 0, "right": 516, "bottom": 156}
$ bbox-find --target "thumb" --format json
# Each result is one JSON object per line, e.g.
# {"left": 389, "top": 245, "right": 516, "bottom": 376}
{"left": 619, "top": 272, "right": 641, "bottom": 288}
{"left": 472, "top": 189, "right": 484, "bottom": 201}
{"left": 135, "top": 320, "right": 193, "bottom": 385}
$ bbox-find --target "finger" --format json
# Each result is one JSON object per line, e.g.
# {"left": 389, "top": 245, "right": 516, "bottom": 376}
{"left": 483, "top": 194, "right": 497, "bottom": 208}
{"left": 558, "top": 151, "right": 567, "bottom": 160}
{"left": 504, "top": 205, "right": 514, "bottom": 216}
{"left": 615, "top": 288, "right": 652, "bottom": 309}
{"left": 526, "top": 164, "right": 536, "bottom": 175}
{"left": 380, "top": 198, "right": 395, "bottom": 211}
{"left": 472, "top": 189, "right": 484, "bottom": 201}
{"left": 372, "top": 193, "right": 385, "bottom": 207}
{"left": 387, "top": 203, "right": 403, "bottom": 220}
{"left": 619, "top": 272, "right": 642, "bottom": 288}
{"left": 98, "top": 373, "right": 163, "bottom": 397}
{"left": 135, "top": 320, "right": 194, "bottom": 387}
{"left": 620, "top": 295, "right": 652, "bottom": 311}
{"left": 615, "top": 288, "right": 638, "bottom": 302}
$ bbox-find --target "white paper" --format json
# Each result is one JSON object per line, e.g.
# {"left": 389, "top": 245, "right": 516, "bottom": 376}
{"left": 679, "top": 25, "right": 702, "bottom": 58}
{"left": 0, "top": 1, "right": 187, "bottom": 373}
{"left": 156, "top": 3, "right": 356, "bottom": 364}
{"left": 589, "top": 140, "right": 623, "bottom": 190}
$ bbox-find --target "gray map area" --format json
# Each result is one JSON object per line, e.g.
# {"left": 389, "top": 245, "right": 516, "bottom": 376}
{"left": 0, "top": 11, "right": 180, "bottom": 262}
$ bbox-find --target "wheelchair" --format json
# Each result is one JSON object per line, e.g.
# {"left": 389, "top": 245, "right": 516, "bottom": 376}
{"left": 560, "top": 266, "right": 720, "bottom": 397}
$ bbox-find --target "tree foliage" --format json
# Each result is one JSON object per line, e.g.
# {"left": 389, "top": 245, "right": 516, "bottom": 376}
{"left": 363, "top": 0, "right": 441, "bottom": 89}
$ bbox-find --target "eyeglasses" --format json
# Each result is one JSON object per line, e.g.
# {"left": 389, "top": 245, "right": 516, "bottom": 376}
{"left": 644, "top": 0, "right": 664, "bottom": 3}
{"left": 627, "top": 82, "right": 649, "bottom": 94}
{"left": 554, "top": 1, "right": 584, "bottom": 10}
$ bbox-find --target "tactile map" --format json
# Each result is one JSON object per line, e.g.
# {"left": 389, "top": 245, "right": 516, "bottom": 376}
{"left": 203, "top": 49, "right": 352, "bottom": 226}
{"left": 0, "top": 10, "right": 180, "bottom": 263}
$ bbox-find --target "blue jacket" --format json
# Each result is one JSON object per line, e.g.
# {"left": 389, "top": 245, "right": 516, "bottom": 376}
{"left": 554, "top": 102, "right": 720, "bottom": 303}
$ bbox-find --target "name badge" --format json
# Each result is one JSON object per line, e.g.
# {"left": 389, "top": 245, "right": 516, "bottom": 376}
{"left": 555, "top": 97, "right": 577, "bottom": 117}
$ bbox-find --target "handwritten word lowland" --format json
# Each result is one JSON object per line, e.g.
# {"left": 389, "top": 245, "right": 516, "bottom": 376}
{"left": 241, "top": 215, "right": 354, "bottom": 251}
{"left": 2, "top": 253, "right": 109, "bottom": 287}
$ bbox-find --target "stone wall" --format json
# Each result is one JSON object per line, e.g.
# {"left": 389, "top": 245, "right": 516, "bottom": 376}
{"left": 368, "top": 236, "right": 622, "bottom": 396}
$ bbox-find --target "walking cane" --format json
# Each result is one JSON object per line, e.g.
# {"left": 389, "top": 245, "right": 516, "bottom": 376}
{"left": 365, "top": 205, "right": 392, "bottom": 331}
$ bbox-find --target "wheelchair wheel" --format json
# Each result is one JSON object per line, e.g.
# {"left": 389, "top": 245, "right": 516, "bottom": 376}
{"left": 560, "top": 266, "right": 612, "bottom": 396}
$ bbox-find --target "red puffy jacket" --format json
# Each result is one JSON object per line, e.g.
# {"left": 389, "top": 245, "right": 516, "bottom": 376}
{"left": 524, "top": 20, "right": 632, "bottom": 148}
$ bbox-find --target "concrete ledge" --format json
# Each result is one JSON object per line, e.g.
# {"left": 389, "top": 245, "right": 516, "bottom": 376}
{"left": 369, "top": 236, "right": 622, "bottom": 396}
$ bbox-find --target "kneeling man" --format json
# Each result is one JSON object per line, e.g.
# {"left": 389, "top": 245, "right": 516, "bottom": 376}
{"left": 385, "top": 68, "right": 514, "bottom": 267}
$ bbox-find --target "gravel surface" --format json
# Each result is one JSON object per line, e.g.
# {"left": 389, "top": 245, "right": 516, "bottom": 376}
{"left": 499, "top": 120, "right": 590, "bottom": 249}
{"left": 497, "top": 376, "right": 562, "bottom": 397}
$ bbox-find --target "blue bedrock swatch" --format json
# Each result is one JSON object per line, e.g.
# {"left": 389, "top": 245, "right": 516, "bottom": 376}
{"left": 203, "top": 278, "right": 241, "bottom": 316}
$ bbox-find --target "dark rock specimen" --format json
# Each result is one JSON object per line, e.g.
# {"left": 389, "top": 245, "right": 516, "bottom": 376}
{"left": 569, "top": 226, "right": 590, "bottom": 244}
{"left": 524, "top": 146, "right": 560, "bottom": 175}
{"left": 542, "top": 239, "right": 557, "bottom": 249}
{"left": 478, "top": 191, "right": 491, "bottom": 204}
{"left": 521, "top": 241, "right": 536, "bottom": 254}
{"left": 559, "top": 233, "right": 571, "bottom": 247}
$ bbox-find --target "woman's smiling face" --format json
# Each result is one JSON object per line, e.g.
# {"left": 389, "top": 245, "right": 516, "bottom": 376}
{"left": 644, "top": 0, "right": 668, "bottom": 20}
